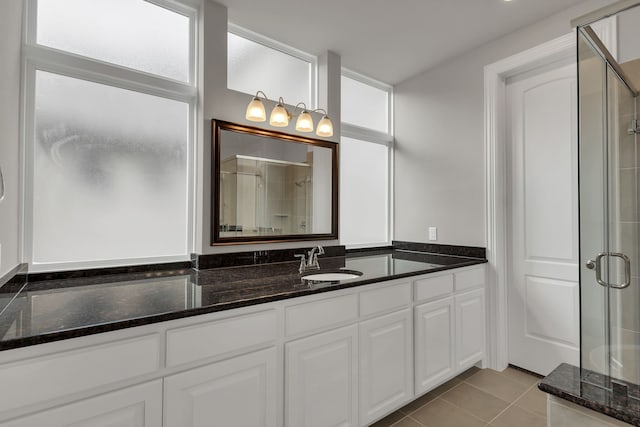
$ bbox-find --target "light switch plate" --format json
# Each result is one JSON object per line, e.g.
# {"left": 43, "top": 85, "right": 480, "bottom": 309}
{"left": 428, "top": 227, "right": 437, "bottom": 241}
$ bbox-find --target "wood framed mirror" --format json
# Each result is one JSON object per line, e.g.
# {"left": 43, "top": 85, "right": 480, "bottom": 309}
{"left": 212, "top": 120, "right": 339, "bottom": 245}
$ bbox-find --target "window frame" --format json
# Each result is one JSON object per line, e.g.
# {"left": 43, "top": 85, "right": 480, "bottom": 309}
{"left": 341, "top": 68, "right": 394, "bottom": 142}
{"left": 339, "top": 68, "right": 394, "bottom": 249}
{"left": 227, "top": 23, "right": 318, "bottom": 109}
{"left": 21, "top": 0, "right": 198, "bottom": 272}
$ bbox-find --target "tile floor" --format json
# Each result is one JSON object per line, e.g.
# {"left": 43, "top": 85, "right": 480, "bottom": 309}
{"left": 370, "top": 366, "right": 546, "bottom": 427}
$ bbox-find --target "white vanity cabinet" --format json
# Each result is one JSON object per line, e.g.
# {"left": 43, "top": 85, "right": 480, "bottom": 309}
{"left": 164, "top": 347, "right": 278, "bottom": 427}
{"left": 0, "top": 262, "right": 486, "bottom": 427}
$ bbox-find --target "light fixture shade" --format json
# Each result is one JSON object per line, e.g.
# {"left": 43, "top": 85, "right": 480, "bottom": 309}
{"left": 270, "top": 103, "right": 289, "bottom": 127}
{"left": 295, "top": 111, "right": 314, "bottom": 132}
{"left": 316, "top": 115, "right": 333, "bottom": 137}
{"left": 245, "top": 97, "right": 266, "bottom": 122}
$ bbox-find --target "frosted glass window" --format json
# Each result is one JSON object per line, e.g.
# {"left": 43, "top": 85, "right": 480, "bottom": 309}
{"left": 341, "top": 76, "right": 389, "bottom": 133}
{"left": 36, "top": 0, "right": 190, "bottom": 82}
{"left": 228, "top": 33, "right": 312, "bottom": 105}
{"left": 340, "top": 137, "right": 389, "bottom": 246}
{"left": 33, "top": 71, "right": 189, "bottom": 263}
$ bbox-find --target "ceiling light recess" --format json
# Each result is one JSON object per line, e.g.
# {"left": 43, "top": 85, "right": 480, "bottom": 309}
{"left": 245, "top": 91, "right": 334, "bottom": 137}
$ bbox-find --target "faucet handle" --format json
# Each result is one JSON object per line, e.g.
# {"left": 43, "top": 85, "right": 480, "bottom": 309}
{"left": 294, "top": 254, "right": 306, "bottom": 273}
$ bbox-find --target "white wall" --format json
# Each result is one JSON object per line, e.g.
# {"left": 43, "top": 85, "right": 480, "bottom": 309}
{"left": 196, "top": 0, "right": 341, "bottom": 254}
{"left": 394, "top": 0, "right": 616, "bottom": 247}
{"left": 0, "top": 0, "right": 23, "bottom": 277}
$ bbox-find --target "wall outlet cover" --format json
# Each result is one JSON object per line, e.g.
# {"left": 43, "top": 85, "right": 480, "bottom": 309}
{"left": 428, "top": 227, "right": 437, "bottom": 241}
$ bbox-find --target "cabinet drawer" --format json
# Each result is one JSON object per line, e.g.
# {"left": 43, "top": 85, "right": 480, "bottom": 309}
{"left": 0, "top": 380, "right": 162, "bottom": 427}
{"left": 285, "top": 294, "right": 358, "bottom": 337}
{"left": 360, "top": 282, "right": 411, "bottom": 317}
{"left": 454, "top": 266, "right": 485, "bottom": 292}
{"left": 0, "top": 334, "right": 160, "bottom": 414}
{"left": 166, "top": 310, "right": 277, "bottom": 367}
{"left": 414, "top": 274, "right": 453, "bottom": 302}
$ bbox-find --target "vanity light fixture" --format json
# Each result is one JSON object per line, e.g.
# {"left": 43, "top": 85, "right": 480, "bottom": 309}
{"left": 269, "top": 99, "right": 289, "bottom": 127}
{"left": 245, "top": 91, "right": 334, "bottom": 137}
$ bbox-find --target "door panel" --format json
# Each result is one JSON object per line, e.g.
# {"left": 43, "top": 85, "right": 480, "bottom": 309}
{"left": 285, "top": 325, "right": 358, "bottom": 427}
{"left": 577, "top": 30, "right": 609, "bottom": 382}
{"left": 456, "top": 289, "right": 485, "bottom": 370}
{"left": 164, "top": 348, "right": 278, "bottom": 427}
{"left": 507, "top": 62, "right": 580, "bottom": 375}
{"left": 414, "top": 297, "right": 454, "bottom": 395}
{"left": 524, "top": 276, "right": 579, "bottom": 347}
{"left": 359, "top": 309, "right": 412, "bottom": 426}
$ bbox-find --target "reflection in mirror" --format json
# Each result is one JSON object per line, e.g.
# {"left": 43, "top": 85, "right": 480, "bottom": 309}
{"left": 0, "top": 164, "right": 4, "bottom": 202}
{"left": 212, "top": 120, "right": 338, "bottom": 244}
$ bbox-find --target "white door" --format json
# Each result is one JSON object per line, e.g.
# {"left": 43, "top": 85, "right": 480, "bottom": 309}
{"left": 0, "top": 380, "right": 162, "bottom": 427}
{"left": 506, "top": 62, "right": 580, "bottom": 375}
{"left": 359, "top": 309, "right": 412, "bottom": 425}
{"left": 414, "top": 297, "right": 454, "bottom": 395}
{"left": 455, "top": 289, "right": 486, "bottom": 371}
{"left": 285, "top": 324, "right": 358, "bottom": 427}
{"left": 164, "top": 347, "right": 278, "bottom": 427}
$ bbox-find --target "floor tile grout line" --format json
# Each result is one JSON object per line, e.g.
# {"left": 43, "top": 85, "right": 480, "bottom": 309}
{"left": 459, "top": 379, "right": 517, "bottom": 405}
{"left": 511, "top": 385, "right": 548, "bottom": 420}
{"left": 493, "top": 368, "right": 543, "bottom": 387}
{"left": 388, "top": 413, "right": 425, "bottom": 427}
{"left": 406, "top": 413, "right": 427, "bottom": 426}
{"left": 465, "top": 369, "right": 539, "bottom": 391}
{"left": 432, "top": 395, "right": 495, "bottom": 425}
{"left": 485, "top": 382, "right": 542, "bottom": 425}
{"left": 385, "top": 368, "right": 543, "bottom": 426}
{"left": 460, "top": 370, "right": 541, "bottom": 405}
{"left": 402, "top": 380, "right": 465, "bottom": 417}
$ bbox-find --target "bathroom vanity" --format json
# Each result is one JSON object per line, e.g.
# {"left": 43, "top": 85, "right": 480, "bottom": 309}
{"left": 0, "top": 249, "right": 486, "bottom": 427}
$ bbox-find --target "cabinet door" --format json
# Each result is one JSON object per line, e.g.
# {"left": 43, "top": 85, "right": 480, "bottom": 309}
{"left": 286, "top": 324, "right": 358, "bottom": 427}
{"left": 164, "top": 347, "right": 278, "bottom": 427}
{"left": 414, "top": 297, "right": 455, "bottom": 395}
{"left": 455, "top": 289, "right": 485, "bottom": 371}
{"left": 0, "top": 380, "right": 162, "bottom": 427}
{"left": 359, "top": 309, "right": 412, "bottom": 426}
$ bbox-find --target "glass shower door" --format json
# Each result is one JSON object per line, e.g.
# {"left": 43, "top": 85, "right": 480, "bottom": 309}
{"left": 607, "top": 62, "right": 639, "bottom": 387}
{"left": 579, "top": 27, "right": 609, "bottom": 387}
{"left": 579, "top": 26, "right": 640, "bottom": 395}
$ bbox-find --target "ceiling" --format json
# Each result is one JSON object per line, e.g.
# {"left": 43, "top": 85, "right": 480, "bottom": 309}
{"left": 217, "top": 0, "right": 589, "bottom": 84}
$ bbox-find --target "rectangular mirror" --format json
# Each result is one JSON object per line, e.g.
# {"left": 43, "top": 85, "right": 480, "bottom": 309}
{"left": 212, "top": 120, "right": 338, "bottom": 244}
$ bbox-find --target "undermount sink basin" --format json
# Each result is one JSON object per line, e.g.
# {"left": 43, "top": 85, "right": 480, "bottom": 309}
{"left": 301, "top": 270, "right": 363, "bottom": 282}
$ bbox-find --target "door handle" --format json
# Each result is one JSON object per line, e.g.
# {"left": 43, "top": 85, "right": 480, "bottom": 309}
{"left": 609, "top": 252, "right": 631, "bottom": 289}
{"left": 587, "top": 253, "right": 607, "bottom": 287}
{"left": 587, "top": 252, "right": 631, "bottom": 289}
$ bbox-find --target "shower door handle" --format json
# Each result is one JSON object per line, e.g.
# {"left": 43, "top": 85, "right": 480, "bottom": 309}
{"left": 586, "top": 252, "right": 631, "bottom": 289}
{"left": 609, "top": 252, "right": 631, "bottom": 289}
{"left": 587, "top": 253, "right": 607, "bottom": 287}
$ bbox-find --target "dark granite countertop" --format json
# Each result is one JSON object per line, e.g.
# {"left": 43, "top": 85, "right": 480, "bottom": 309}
{"left": 0, "top": 249, "right": 485, "bottom": 351}
{"left": 539, "top": 363, "right": 640, "bottom": 426}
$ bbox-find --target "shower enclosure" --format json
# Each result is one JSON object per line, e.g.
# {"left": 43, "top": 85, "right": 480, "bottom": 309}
{"left": 578, "top": 5, "right": 640, "bottom": 399}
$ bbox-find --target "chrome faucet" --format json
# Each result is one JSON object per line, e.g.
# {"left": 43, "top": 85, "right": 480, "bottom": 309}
{"left": 295, "top": 245, "right": 325, "bottom": 273}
